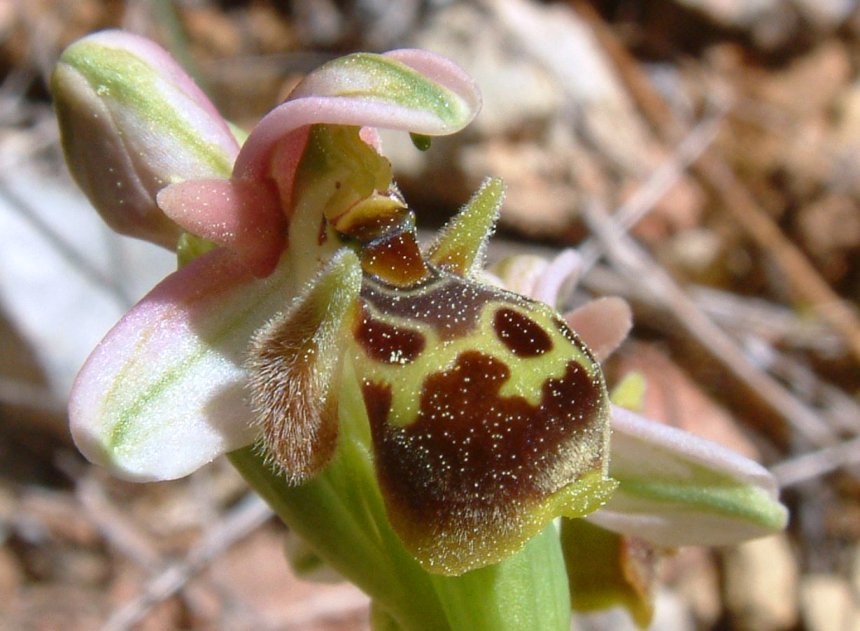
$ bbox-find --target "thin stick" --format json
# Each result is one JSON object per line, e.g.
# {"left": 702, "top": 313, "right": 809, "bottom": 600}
{"left": 574, "top": 0, "right": 860, "bottom": 366}
{"left": 77, "top": 474, "right": 162, "bottom": 570}
{"left": 578, "top": 110, "right": 724, "bottom": 274}
{"left": 582, "top": 202, "right": 838, "bottom": 448}
{"left": 101, "top": 493, "right": 273, "bottom": 631}
{"left": 700, "top": 158, "right": 860, "bottom": 365}
{"left": 0, "top": 377, "right": 64, "bottom": 415}
{"left": 772, "top": 437, "right": 860, "bottom": 488}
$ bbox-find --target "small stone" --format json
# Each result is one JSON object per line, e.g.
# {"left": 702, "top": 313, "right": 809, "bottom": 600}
{"left": 722, "top": 534, "right": 799, "bottom": 630}
{"left": 800, "top": 574, "right": 860, "bottom": 631}
{"left": 666, "top": 548, "right": 722, "bottom": 628}
{"left": 0, "top": 545, "right": 23, "bottom": 598}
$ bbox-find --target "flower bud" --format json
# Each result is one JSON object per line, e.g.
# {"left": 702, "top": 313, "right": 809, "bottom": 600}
{"left": 52, "top": 30, "right": 239, "bottom": 248}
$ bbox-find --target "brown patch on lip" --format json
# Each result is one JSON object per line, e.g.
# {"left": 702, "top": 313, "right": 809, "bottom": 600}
{"left": 361, "top": 229, "right": 429, "bottom": 287}
{"left": 361, "top": 273, "right": 521, "bottom": 342}
{"left": 363, "top": 349, "right": 606, "bottom": 569}
{"left": 355, "top": 305, "right": 426, "bottom": 364}
{"left": 493, "top": 307, "right": 553, "bottom": 357}
{"left": 362, "top": 381, "right": 393, "bottom": 434}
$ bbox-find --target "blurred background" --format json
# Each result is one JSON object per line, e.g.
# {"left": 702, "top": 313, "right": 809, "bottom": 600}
{"left": 2, "top": 0, "right": 860, "bottom": 629}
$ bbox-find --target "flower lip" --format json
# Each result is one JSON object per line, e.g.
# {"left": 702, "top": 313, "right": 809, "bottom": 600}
{"left": 490, "top": 250, "right": 788, "bottom": 548}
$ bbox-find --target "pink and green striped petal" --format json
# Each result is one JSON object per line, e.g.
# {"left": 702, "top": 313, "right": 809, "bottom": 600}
{"left": 52, "top": 30, "right": 239, "bottom": 248}
{"left": 69, "top": 249, "right": 298, "bottom": 481}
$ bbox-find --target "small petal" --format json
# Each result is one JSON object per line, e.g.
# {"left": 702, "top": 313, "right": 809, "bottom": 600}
{"left": 488, "top": 255, "right": 551, "bottom": 298}
{"left": 52, "top": 30, "right": 239, "bottom": 248}
{"left": 562, "top": 519, "right": 659, "bottom": 628}
{"left": 69, "top": 248, "right": 298, "bottom": 481}
{"left": 530, "top": 249, "right": 581, "bottom": 307}
{"left": 426, "top": 177, "right": 505, "bottom": 276}
{"left": 587, "top": 405, "right": 789, "bottom": 547}
{"left": 157, "top": 178, "right": 285, "bottom": 277}
{"left": 248, "top": 249, "right": 363, "bottom": 483}
{"left": 488, "top": 249, "right": 581, "bottom": 309}
{"left": 565, "top": 297, "right": 632, "bottom": 362}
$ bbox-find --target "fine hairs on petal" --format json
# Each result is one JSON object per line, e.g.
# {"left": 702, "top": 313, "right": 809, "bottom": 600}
{"left": 247, "top": 250, "right": 362, "bottom": 483}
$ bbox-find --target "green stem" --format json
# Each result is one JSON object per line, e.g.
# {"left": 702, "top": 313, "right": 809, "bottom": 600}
{"left": 229, "top": 445, "right": 447, "bottom": 630}
{"left": 430, "top": 525, "right": 571, "bottom": 630}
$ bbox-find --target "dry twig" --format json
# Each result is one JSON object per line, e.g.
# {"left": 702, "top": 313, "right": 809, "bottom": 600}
{"left": 772, "top": 437, "right": 860, "bottom": 488}
{"left": 101, "top": 493, "right": 272, "bottom": 631}
{"left": 577, "top": 111, "right": 725, "bottom": 274}
{"left": 582, "top": 201, "right": 839, "bottom": 449}
{"left": 76, "top": 474, "right": 162, "bottom": 570}
{"left": 574, "top": 0, "right": 860, "bottom": 366}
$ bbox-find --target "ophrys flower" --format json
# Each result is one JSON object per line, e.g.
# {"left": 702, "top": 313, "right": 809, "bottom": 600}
{"left": 55, "top": 30, "right": 787, "bottom": 628}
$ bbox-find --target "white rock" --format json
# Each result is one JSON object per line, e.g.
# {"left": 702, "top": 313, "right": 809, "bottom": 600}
{"left": 800, "top": 574, "right": 860, "bottom": 631}
{"left": 0, "top": 168, "right": 174, "bottom": 399}
{"left": 722, "top": 534, "right": 799, "bottom": 630}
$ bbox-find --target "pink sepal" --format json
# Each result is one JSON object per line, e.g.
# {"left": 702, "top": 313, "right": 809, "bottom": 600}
{"left": 234, "top": 49, "right": 480, "bottom": 182}
{"left": 69, "top": 248, "right": 297, "bottom": 481}
{"left": 157, "top": 178, "right": 286, "bottom": 277}
{"left": 565, "top": 297, "right": 632, "bottom": 362}
{"left": 587, "top": 405, "right": 787, "bottom": 546}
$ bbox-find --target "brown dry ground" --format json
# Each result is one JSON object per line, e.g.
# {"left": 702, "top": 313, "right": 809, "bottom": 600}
{"left": 1, "top": 1, "right": 860, "bottom": 629}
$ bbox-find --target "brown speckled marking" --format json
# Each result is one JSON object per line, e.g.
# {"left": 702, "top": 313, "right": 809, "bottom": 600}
{"left": 492, "top": 308, "right": 553, "bottom": 357}
{"left": 363, "top": 349, "right": 604, "bottom": 535}
{"left": 355, "top": 304, "right": 426, "bottom": 364}
{"left": 334, "top": 206, "right": 409, "bottom": 243}
{"left": 362, "top": 272, "right": 524, "bottom": 342}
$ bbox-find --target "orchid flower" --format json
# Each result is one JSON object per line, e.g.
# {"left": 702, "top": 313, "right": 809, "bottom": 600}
{"left": 54, "top": 30, "right": 787, "bottom": 630}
